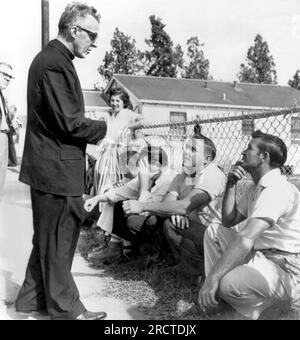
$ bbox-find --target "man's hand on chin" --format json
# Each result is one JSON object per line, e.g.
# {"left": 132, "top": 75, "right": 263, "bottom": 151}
{"left": 123, "top": 200, "right": 144, "bottom": 215}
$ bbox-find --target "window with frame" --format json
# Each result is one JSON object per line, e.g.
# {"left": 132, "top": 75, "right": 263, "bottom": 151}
{"left": 170, "top": 112, "right": 187, "bottom": 136}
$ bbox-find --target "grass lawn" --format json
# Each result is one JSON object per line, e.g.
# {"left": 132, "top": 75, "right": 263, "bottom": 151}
{"left": 77, "top": 228, "right": 297, "bottom": 321}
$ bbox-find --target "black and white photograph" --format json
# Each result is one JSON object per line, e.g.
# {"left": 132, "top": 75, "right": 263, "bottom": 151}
{"left": 1, "top": 0, "right": 300, "bottom": 323}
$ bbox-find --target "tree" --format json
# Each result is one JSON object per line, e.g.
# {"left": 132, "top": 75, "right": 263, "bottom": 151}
{"left": 185, "top": 37, "right": 210, "bottom": 80}
{"left": 143, "top": 15, "right": 177, "bottom": 78}
{"left": 173, "top": 44, "right": 185, "bottom": 78}
{"left": 288, "top": 70, "right": 300, "bottom": 90}
{"left": 238, "top": 34, "right": 277, "bottom": 84}
{"left": 98, "top": 28, "right": 142, "bottom": 85}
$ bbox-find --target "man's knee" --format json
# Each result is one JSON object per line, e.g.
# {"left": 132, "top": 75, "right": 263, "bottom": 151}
{"left": 219, "top": 272, "right": 245, "bottom": 302}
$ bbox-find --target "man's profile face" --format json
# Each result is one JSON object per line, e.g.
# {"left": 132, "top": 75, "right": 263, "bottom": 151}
{"left": 241, "top": 138, "right": 264, "bottom": 170}
{"left": 182, "top": 138, "right": 206, "bottom": 176}
{"left": 73, "top": 15, "right": 100, "bottom": 59}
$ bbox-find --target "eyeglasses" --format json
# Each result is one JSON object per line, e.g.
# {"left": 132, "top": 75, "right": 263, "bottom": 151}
{"left": 0, "top": 71, "right": 13, "bottom": 81}
{"left": 76, "top": 25, "right": 98, "bottom": 43}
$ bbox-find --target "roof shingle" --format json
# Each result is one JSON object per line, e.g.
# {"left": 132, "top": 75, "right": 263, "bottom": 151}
{"left": 113, "top": 75, "right": 300, "bottom": 108}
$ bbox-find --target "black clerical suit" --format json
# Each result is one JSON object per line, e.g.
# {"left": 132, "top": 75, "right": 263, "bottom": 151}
{"left": 16, "top": 40, "right": 107, "bottom": 320}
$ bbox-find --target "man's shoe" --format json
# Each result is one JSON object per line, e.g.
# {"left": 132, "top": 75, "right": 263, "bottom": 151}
{"left": 88, "top": 242, "right": 123, "bottom": 264}
{"left": 76, "top": 310, "right": 107, "bottom": 320}
{"left": 87, "top": 232, "right": 111, "bottom": 259}
{"left": 15, "top": 308, "right": 49, "bottom": 317}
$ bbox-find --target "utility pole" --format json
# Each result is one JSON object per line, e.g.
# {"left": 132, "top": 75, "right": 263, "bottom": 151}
{"left": 41, "top": 0, "right": 50, "bottom": 49}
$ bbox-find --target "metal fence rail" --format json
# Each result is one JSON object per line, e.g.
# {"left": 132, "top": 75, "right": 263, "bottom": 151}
{"left": 134, "top": 107, "right": 300, "bottom": 189}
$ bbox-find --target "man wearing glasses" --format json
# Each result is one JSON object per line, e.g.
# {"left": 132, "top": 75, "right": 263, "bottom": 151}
{"left": 16, "top": 3, "right": 108, "bottom": 320}
{"left": 0, "top": 62, "right": 15, "bottom": 201}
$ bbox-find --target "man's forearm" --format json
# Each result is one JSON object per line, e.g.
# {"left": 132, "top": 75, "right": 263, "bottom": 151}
{"left": 222, "top": 182, "right": 238, "bottom": 227}
{"left": 141, "top": 200, "right": 187, "bottom": 217}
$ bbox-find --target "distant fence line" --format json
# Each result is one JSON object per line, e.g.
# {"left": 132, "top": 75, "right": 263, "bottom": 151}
{"left": 133, "top": 107, "right": 300, "bottom": 189}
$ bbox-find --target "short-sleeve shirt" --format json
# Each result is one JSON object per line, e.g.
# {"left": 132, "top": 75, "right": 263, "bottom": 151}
{"left": 237, "top": 169, "right": 300, "bottom": 253}
{"left": 168, "top": 163, "right": 226, "bottom": 226}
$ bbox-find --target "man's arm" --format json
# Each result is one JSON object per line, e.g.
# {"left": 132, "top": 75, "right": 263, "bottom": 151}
{"left": 123, "top": 188, "right": 211, "bottom": 217}
{"left": 137, "top": 158, "right": 155, "bottom": 202}
{"left": 42, "top": 68, "right": 107, "bottom": 145}
{"left": 84, "top": 177, "right": 140, "bottom": 212}
{"left": 198, "top": 217, "right": 271, "bottom": 310}
{"left": 84, "top": 194, "right": 108, "bottom": 212}
{"left": 222, "top": 165, "right": 247, "bottom": 228}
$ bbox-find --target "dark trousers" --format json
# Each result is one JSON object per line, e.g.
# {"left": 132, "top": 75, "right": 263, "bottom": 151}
{"left": 112, "top": 202, "right": 173, "bottom": 262}
{"left": 111, "top": 201, "right": 142, "bottom": 242}
{"left": 15, "top": 188, "right": 86, "bottom": 320}
{"left": 7, "top": 133, "right": 17, "bottom": 167}
{"left": 164, "top": 219, "right": 206, "bottom": 278}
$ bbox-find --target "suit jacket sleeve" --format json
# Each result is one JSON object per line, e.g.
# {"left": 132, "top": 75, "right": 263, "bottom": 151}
{"left": 42, "top": 67, "right": 107, "bottom": 145}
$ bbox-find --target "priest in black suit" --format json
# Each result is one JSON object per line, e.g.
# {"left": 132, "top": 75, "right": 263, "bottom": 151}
{"left": 16, "top": 3, "right": 108, "bottom": 320}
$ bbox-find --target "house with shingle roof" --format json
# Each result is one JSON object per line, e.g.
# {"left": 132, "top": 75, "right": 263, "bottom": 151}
{"left": 83, "top": 75, "right": 300, "bottom": 174}
{"left": 103, "top": 74, "right": 300, "bottom": 124}
{"left": 84, "top": 75, "right": 300, "bottom": 123}
{"left": 83, "top": 90, "right": 109, "bottom": 117}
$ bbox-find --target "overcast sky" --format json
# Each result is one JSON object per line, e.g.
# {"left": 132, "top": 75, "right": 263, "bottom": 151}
{"left": 1, "top": 0, "right": 300, "bottom": 112}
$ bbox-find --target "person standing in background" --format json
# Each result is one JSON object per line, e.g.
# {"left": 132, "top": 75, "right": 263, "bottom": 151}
{"left": 0, "top": 62, "right": 15, "bottom": 200}
{"left": 7, "top": 105, "right": 19, "bottom": 167}
{"left": 16, "top": 2, "right": 108, "bottom": 320}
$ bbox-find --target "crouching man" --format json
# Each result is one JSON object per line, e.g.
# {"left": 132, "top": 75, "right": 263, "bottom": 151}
{"left": 123, "top": 133, "right": 226, "bottom": 281}
{"left": 199, "top": 130, "right": 300, "bottom": 319}
{"left": 84, "top": 145, "right": 175, "bottom": 264}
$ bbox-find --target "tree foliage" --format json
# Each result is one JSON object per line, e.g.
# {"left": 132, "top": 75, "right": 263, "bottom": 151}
{"left": 238, "top": 34, "right": 277, "bottom": 84}
{"left": 173, "top": 44, "right": 185, "bottom": 78}
{"left": 98, "top": 28, "right": 142, "bottom": 84}
{"left": 143, "top": 15, "right": 177, "bottom": 78}
{"left": 185, "top": 37, "right": 210, "bottom": 80}
{"left": 288, "top": 70, "right": 300, "bottom": 90}
{"left": 97, "top": 16, "right": 212, "bottom": 84}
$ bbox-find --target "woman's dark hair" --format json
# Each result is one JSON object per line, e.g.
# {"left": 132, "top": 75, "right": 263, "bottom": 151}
{"left": 252, "top": 130, "right": 287, "bottom": 168}
{"left": 109, "top": 87, "right": 133, "bottom": 110}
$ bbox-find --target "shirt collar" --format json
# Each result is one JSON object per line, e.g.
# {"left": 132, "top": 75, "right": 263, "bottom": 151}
{"left": 257, "top": 168, "right": 285, "bottom": 188}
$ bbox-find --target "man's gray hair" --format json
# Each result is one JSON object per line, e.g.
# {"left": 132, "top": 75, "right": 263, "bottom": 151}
{"left": 58, "top": 2, "right": 101, "bottom": 35}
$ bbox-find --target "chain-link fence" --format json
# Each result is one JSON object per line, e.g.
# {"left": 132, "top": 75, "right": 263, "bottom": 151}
{"left": 134, "top": 107, "right": 300, "bottom": 191}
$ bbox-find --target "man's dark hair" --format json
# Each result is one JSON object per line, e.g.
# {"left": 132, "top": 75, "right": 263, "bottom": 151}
{"left": 140, "top": 145, "right": 169, "bottom": 168}
{"left": 109, "top": 87, "right": 133, "bottom": 110}
{"left": 193, "top": 133, "right": 217, "bottom": 161}
{"left": 58, "top": 2, "right": 101, "bottom": 35}
{"left": 252, "top": 130, "right": 287, "bottom": 168}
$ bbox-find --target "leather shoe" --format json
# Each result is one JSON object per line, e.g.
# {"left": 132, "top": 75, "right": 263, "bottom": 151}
{"left": 15, "top": 308, "right": 48, "bottom": 316}
{"left": 76, "top": 310, "right": 107, "bottom": 320}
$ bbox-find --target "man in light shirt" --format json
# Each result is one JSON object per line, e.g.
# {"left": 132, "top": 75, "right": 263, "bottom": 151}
{"left": 0, "top": 62, "right": 15, "bottom": 201}
{"left": 123, "top": 134, "right": 226, "bottom": 280}
{"left": 199, "top": 130, "right": 300, "bottom": 319}
{"left": 85, "top": 145, "right": 175, "bottom": 264}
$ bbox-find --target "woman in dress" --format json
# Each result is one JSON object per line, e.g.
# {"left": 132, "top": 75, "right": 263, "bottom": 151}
{"left": 92, "top": 87, "right": 144, "bottom": 237}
